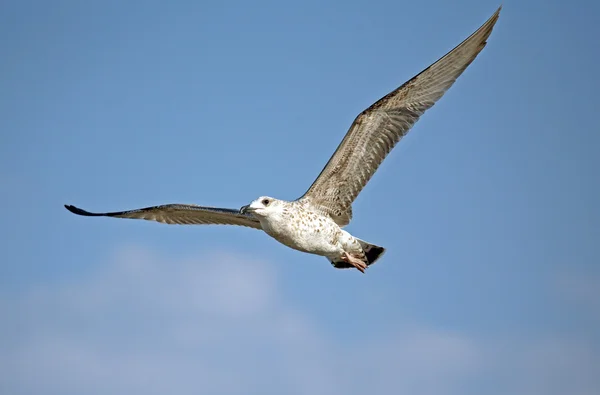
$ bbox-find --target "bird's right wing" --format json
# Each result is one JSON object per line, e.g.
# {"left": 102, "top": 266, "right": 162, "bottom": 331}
{"left": 64, "top": 203, "right": 262, "bottom": 229}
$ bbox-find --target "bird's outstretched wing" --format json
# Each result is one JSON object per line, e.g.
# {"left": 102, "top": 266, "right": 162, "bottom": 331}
{"left": 64, "top": 204, "right": 262, "bottom": 229}
{"left": 299, "top": 7, "right": 501, "bottom": 226}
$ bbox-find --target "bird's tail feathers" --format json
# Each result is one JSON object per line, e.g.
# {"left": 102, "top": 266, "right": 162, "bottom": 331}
{"left": 328, "top": 239, "right": 386, "bottom": 270}
{"left": 356, "top": 238, "right": 386, "bottom": 266}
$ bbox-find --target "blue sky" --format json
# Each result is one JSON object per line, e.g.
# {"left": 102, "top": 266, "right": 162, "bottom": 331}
{"left": 1, "top": 0, "right": 598, "bottom": 394}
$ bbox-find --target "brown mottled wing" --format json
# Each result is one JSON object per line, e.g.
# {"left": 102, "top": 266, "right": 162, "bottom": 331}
{"left": 64, "top": 203, "right": 262, "bottom": 229}
{"left": 299, "top": 7, "right": 501, "bottom": 226}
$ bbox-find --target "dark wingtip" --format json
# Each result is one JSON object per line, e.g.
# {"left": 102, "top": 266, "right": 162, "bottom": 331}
{"left": 64, "top": 204, "right": 99, "bottom": 216}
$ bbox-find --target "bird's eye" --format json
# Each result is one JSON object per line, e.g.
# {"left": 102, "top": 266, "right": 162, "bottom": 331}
{"left": 262, "top": 199, "right": 270, "bottom": 206}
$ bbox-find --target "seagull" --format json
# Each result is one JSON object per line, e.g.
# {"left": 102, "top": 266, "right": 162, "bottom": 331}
{"left": 65, "top": 7, "right": 501, "bottom": 273}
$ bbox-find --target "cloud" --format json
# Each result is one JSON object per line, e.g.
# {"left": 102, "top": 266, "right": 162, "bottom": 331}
{"left": 510, "top": 337, "right": 599, "bottom": 395}
{"left": 1, "top": 246, "right": 598, "bottom": 395}
{"left": 1, "top": 247, "right": 309, "bottom": 394}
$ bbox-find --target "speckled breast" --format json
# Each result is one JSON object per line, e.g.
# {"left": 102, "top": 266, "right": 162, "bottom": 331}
{"left": 262, "top": 203, "right": 342, "bottom": 256}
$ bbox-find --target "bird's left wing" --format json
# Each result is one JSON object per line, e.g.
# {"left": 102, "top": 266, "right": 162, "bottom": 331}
{"left": 299, "top": 7, "right": 501, "bottom": 226}
{"left": 64, "top": 203, "right": 262, "bottom": 229}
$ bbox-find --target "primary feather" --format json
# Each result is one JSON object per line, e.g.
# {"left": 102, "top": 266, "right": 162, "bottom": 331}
{"left": 64, "top": 204, "right": 262, "bottom": 229}
{"left": 299, "top": 7, "right": 501, "bottom": 226}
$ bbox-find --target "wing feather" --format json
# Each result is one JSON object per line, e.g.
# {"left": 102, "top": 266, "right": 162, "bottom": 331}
{"left": 299, "top": 7, "right": 501, "bottom": 225}
{"left": 64, "top": 203, "right": 262, "bottom": 229}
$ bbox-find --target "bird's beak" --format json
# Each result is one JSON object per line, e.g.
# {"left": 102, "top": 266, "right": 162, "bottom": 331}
{"left": 239, "top": 204, "right": 251, "bottom": 215}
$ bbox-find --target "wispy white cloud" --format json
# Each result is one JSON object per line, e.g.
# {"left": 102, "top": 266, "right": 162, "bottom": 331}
{"left": 0, "top": 246, "right": 598, "bottom": 395}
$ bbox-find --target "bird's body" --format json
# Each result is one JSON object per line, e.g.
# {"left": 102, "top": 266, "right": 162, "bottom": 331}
{"left": 65, "top": 7, "right": 501, "bottom": 273}
{"left": 255, "top": 199, "right": 342, "bottom": 256}
{"left": 241, "top": 198, "right": 380, "bottom": 272}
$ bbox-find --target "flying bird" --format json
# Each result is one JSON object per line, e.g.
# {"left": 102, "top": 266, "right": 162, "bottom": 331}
{"left": 66, "top": 7, "right": 501, "bottom": 273}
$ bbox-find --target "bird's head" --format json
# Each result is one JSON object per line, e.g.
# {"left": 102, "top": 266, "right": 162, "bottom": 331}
{"left": 239, "top": 196, "right": 283, "bottom": 218}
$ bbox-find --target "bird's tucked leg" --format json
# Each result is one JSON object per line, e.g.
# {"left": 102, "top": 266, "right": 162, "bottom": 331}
{"left": 341, "top": 252, "right": 367, "bottom": 273}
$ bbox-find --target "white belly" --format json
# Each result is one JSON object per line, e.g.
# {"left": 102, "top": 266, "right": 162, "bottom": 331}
{"left": 260, "top": 212, "right": 343, "bottom": 256}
